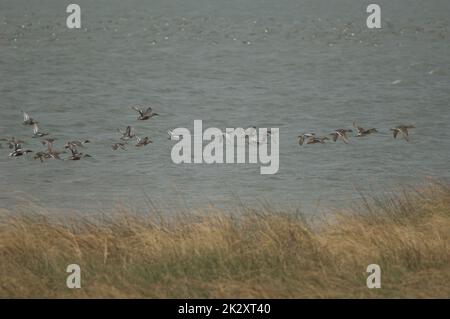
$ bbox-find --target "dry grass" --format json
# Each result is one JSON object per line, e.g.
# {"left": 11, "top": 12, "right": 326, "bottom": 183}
{"left": 0, "top": 182, "right": 449, "bottom": 298}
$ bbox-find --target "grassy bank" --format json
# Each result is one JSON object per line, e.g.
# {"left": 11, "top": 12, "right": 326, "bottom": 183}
{"left": 1, "top": 183, "right": 449, "bottom": 298}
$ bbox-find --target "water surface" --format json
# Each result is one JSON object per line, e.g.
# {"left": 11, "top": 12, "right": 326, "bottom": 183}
{"left": 1, "top": 0, "right": 449, "bottom": 212}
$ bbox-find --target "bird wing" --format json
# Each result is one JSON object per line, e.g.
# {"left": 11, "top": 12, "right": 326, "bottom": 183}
{"left": 401, "top": 127, "right": 409, "bottom": 136}
{"left": 330, "top": 132, "right": 338, "bottom": 142}
{"left": 392, "top": 129, "right": 398, "bottom": 139}
{"left": 400, "top": 128, "right": 410, "bottom": 141}
{"left": 22, "top": 111, "right": 30, "bottom": 121}
{"left": 341, "top": 131, "right": 349, "bottom": 142}
{"left": 336, "top": 132, "right": 349, "bottom": 144}
{"left": 144, "top": 107, "right": 152, "bottom": 116}
{"left": 299, "top": 136, "right": 305, "bottom": 145}
{"left": 132, "top": 106, "right": 143, "bottom": 116}
{"left": 33, "top": 124, "right": 39, "bottom": 134}
{"left": 353, "top": 121, "right": 364, "bottom": 133}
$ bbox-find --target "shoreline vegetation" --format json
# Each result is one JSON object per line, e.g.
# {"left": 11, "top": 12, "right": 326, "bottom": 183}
{"left": 1, "top": 182, "right": 449, "bottom": 298}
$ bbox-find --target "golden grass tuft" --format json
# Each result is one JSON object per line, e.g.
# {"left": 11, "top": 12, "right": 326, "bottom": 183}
{"left": 1, "top": 182, "right": 449, "bottom": 298}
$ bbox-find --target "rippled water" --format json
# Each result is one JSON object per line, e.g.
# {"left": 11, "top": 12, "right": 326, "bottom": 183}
{"left": 1, "top": 0, "right": 449, "bottom": 213}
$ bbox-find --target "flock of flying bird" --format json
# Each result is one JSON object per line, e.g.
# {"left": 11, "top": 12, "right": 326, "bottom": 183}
{"left": 297, "top": 122, "right": 415, "bottom": 145}
{"left": 0, "top": 107, "right": 160, "bottom": 161}
{"left": 0, "top": 108, "right": 415, "bottom": 162}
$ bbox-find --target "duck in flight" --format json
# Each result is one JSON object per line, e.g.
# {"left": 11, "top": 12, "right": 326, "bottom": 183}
{"left": 330, "top": 129, "right": 352, "bottom": 144}
{"left": 306, "top": 136, "right": 329, "bottom": 144}
{"left": 132, "top": 106, "right": 159, "bottom": 120}
{"left": 111, "top": 142, "right": 127, "bottom": 151}
{"left": 8, "top": 142, "right": 33, "bottom": 157}
{"left": 118, "top": 126, "right": 135, "bottom": 141}
{"left": 135, "top": 136, "right": 152, "bottom": 147}
{"left": 298, "top": 133, "right": 316, "bottom": 145}
{"left": 167, "top": 130, "right": 181, "bottom": 141}
{"left": 21, "top": 110, "right": 38, "bottom": 125}
{"left": 32, "top": 123, "right": 49, "bottom": 138}
{"left": 64, "top": 140, "right": 90, "bottom": 149}
{"left": 353, "top": 121, "right": 378, "bottom": 137}
{"left": 66, "top": 145, "right": 91, "bottom": 160}
{"left": 390, "top": 125, "right": 415, "bottom": 141}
